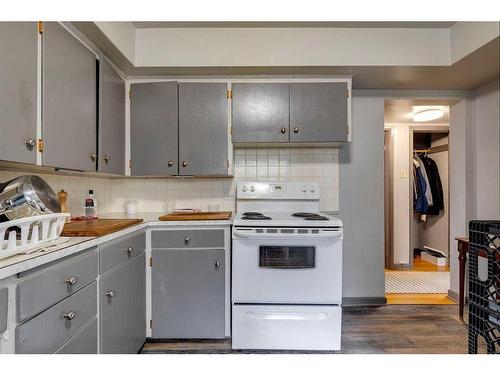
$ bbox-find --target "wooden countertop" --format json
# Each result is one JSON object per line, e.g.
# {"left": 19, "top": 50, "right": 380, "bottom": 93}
{"left": 61, "top": 218, "right": 144, "bottom": 237}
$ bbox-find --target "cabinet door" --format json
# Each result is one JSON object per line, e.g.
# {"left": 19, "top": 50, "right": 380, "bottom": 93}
{"left": 100, "top": 253, "right": 146, "bottom": 354}
{"left": 130, "top": 82, "right": 178, "bottom": 176}
{"left": 290, "top": 82, "right": 348, "bottom": 142}
{"left": 152, "top": 249, "right": 225, "bottom": 338}
{"left": 178, "top": 83, "right": 228, "bottom": 175}
{"left": 0, "top": 22, "right": 38, "bottom": 164}
{"left": 0, "top": 287, "right": 7, "bottom": 334}
{"left": 232, "top": 83, "right": 289, "bottom": 143}
{"left": 99, "top": 59, "right": 125, "bottom": 175}
{"left": 42, "top": 22, "right": 97, "bottom": 171}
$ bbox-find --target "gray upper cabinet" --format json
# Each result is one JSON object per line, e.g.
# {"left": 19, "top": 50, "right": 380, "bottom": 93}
{"left": 130, "top": 81, "right": 178, "bottom": 176}
{"left": 100, "top": 253, "right": 146, "bottom": 354}
{"left": 290, "top": 82, "right": 349, "bottom": 142}
{"left": 178, "top": 83, "right": 229, "bottom": 176}
{"left": 42, "top": 22, "right": 97, "bottom": 171}
{"left": 0, "top": 22, "right": 38, "bottom": 164}
{"left": 232, "top": 83, "right": 290, "bottom": 143}
{"left": 99, "top": 59, "right": 125, "bottom": 175}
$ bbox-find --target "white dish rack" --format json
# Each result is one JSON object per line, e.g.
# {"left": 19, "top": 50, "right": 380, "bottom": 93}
{"left": 0, "top": 213, "right": 70, "bottom": 260}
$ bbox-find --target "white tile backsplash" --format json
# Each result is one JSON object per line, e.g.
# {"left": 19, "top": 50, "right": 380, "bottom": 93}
{"left": 0, "top": 147, "right": 339, "bottom": 216}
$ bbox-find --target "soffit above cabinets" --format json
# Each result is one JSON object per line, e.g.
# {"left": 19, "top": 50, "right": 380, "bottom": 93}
{"left": 72, "top": 22, "right": 499, "bottom": 90}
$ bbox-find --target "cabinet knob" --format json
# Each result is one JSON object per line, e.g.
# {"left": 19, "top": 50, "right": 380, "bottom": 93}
{"left": 168, "top": 160, "right": 174, "bottom": 167}
{"left": 90, "top": 153, "right": 97, "bottom": 162}
{"left": 215, "top": 261, "right": 221, "bottom": 270}
{"left": 280, "top": 127, "right": 287, "bottom": 134}
{"left": 293, "top": 127, "right": 299, "bottom": 134}
{"left": 182, "top": 161, "right": 188, "bottom": 168}
{"left": 103, "top": 155, "right": 110, "bottom": 164}
{"left": 126, "top": 247, "right": 133, "bottom": 256}
{"left": 63, "top": 311, "right": 76, "bottom": 320}
{"left": 105, "top": 290, "right": 115, "bottom": 298}
{"left": 184, "top": 236, "right": 190, "bottom": 245}
{"left": 65, "top": 276, "right": 78, "bottom": 286}
{"left": 25, "top": 139, "right": 36, "bottom": 149}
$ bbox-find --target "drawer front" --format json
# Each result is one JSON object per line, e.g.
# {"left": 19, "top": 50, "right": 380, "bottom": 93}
{"left": 15, "top": 282, "right": 97, "bottom": 354}
{"left": 232, "top": 304, "right": 341, "bottom": 351}
{"left": 16, "top": 249, "right": 98, "bottom": 322}
{"left": 0, "top": 287, "right": 7, "bottom": 333}
{"left": 99, "top": 231, "right": 145, "bottom": 274}
{"left": 152, "top": 229, "right": 224, "bottom": 249}
{"left": 54, "top": 318, "right": 97, "bottom": 354}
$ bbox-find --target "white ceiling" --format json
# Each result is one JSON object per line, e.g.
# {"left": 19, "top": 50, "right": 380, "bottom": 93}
{"left": 132, "top": 21, "right": 457, "bottom": 29}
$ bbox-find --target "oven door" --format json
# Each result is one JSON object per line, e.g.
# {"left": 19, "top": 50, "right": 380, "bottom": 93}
{"left": 232, "top": 235, "right": 342, "bottom": 304}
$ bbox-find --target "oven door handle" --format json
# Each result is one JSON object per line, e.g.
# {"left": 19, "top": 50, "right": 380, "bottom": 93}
{"left": 232, "top": 230, "right": 342, "bottom": 239}
{"left": 246, "top": 311, "right": 328, "bottom": 321}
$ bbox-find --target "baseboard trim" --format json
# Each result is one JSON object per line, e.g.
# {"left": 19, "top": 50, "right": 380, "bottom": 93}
{"left": 447, "top": 289, "right": 459, "bottom": 303}
{"left": 342, "top": 297, "right": 387, "bottom": 306}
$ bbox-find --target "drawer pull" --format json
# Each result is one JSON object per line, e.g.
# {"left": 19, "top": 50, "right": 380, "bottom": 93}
{"left": 184, "top": 236, "right": 190, "bottom": 245}
{"left": 105, "top": 290, "right": 115, "bottom": 298}
{"left": 65, "top": 276, "right": 78, "bottom": 286}
{"left": 215, "top": 261, "right": 221, "bottom": 270}
{"left": 63, "top": 311, "right": 76, "bottom": 321}
{"left": 126, "top": 247, "right": 133, "bottom": 256}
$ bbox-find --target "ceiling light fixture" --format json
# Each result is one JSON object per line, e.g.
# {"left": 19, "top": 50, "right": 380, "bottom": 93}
{"left": 413, "top": 108, "right": 444, "bottom": 122}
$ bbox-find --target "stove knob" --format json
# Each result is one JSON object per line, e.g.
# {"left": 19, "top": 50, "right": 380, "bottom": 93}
{"left": 300, "top": 185, "right": 307, "bottom": 193}
{"left": 242, "top": 185, "right": 248, "bottom": 192}
{"left": 309, "top": 186, "right": 315, "bottom": 193}
{"left": 250, "top": 185, "right": 255, "bottom": 192}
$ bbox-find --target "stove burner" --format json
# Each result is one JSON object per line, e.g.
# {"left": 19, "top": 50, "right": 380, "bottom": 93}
{"left": 304, "top": 215, "right": 330, "bottom": 221}
{"left": 293, "top": 212, "right": 330, "bottom": 221}
{"left": 241, "top": 212, "right": 272, "bottom": 220}
{"left": 292, "top": 212, "right": 319, "bottom": 217}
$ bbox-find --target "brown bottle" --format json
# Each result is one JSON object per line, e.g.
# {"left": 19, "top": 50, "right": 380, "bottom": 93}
{"left": 57, "top": 189, "right": 70, "bottom": 222}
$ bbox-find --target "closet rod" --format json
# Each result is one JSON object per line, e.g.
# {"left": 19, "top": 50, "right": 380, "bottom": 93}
{"left": 414, "top": 144, "right": 448, "bottom": 154}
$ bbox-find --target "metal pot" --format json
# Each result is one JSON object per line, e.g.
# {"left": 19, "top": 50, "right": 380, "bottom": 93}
{"left": 0, "top": 175, "right": 61, "bottom": 220}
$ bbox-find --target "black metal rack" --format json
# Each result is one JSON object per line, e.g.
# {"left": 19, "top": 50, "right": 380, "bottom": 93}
{"left": 468, "top": 220, "right": 500, "bottom": 354}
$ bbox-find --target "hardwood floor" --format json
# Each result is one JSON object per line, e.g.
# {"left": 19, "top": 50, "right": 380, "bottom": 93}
{"left": 141, "top": 305, "right": 468, "bottom": 354}
{"left": 385, "top": 293, "right": 455, "bottom": 305}
{"left": 409, "top": 255, "right": 450, "bottom": 272}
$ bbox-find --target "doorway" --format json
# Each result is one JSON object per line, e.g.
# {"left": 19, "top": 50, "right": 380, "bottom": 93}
{"left": 384, "top": 100, "right": 455, "bottom": 305}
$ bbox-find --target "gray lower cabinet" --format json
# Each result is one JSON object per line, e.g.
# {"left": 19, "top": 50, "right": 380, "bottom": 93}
{"left": 130, "top": 81, "right": 178, "bottom": 176}
{"left": 290, "top": 82, "right": 349, "bottom": 142}
{"left": 0, "top": 287, "right": 7, "bottom": 334}
{"left": 42, "top": 22, "right": 97, "bottom": 171}
{"left": 15, "top": 282, "right": 97, "bottom": 354}
{"left": 0, "top": 22, "right": 38, "bottom": 164}
{"left": 178, "top": 83, "right": 229, "bottom": 176}
{"left": 99, "top": 59, "right": 125, "bottom": 175}
{"left": 100, "top": 252, "right": 146, "bottom": 354}
{"left": 54, "top": 318, "right": 98, "bottom": 354}
{"left": 232, "top": 83, "right": 290, "bottom": 143}
{"left": 152, "top": 248, "right": 225, "bottom": 339}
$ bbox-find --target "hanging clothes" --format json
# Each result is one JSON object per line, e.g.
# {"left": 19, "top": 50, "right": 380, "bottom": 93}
{"left": 419, "top": 155, "right": 444, "bottom": 215}
{"left": 413, "top": 157, "right": 429, "bottom": 214}
{"left": 414, "top": 155, "right": 433, "bottom": 206}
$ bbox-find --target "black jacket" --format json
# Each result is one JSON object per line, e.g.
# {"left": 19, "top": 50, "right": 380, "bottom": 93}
{"left": 420, "top": 155, "right": 444, "bottom": 215}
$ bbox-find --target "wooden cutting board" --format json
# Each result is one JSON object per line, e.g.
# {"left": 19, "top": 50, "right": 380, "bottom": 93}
{"left": 159, "top": 211, "right": 232, "bottom": 221}
{"left": 61, "top": 219, "right": 144, "bottom": 237}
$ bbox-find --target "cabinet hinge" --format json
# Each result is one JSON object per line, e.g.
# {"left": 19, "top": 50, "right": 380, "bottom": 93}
{"left": 347, "top": 89, "right": 350, "bottom": 98}
{"left": 227, "top": 160, "right": 230, "bottom": 168}
{"left": 128, "top": 90, "right": 131, "bottom": 99}
{"left": 37, "top": 21, "right": 43, "bottom": 34}
{"left": 149, "top": 256, "right": 152, "bottom": 267}
{"left": 226, "top": 89, "right": 232, "bottom": 99}
{"left": 37, "top": 139, "right": 44, "bottom": 152}
{"left": 129, "top": 159, "right": 132, "bottom": 169}
{"left": 150, "top": 320, "right": 152, "bottom": 329}
{"left": 347, "top": 126, "right": 350, "bottom": 134}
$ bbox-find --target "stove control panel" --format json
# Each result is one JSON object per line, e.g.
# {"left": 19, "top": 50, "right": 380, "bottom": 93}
{"left": 237, "top": 181, "right": 320, "bottom": 200}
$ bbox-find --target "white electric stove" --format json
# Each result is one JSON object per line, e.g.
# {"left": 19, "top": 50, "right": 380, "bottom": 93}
{"left": 231, "top": 181, "right": 343, "bottom": 351}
